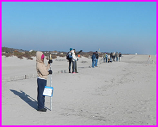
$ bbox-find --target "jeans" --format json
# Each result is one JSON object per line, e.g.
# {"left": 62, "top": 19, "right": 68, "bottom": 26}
{"left": 95, "top": 59, "right": 98, "bottom": 66}
{"left": 106, "top": 57, "right": 108, "bottom": 63}
{"left": 37, "top": 78, "right": 47, "bottom": 110}
{"left": 104, "top": 58, "right": 105, "bottom": 63}
{"left": 116, "top": 57, "right": 118, "bottom": 61}
{"left": 92, "top": 60, "right": 95, "bottom": 68}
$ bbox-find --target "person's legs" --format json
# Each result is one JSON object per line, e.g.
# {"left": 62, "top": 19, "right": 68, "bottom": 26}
{"left": 37, "top": 78, "right": 47, "bottom": 110}
{"left": 119, "top": 57, "right": 121, "bottom": 62}
{"left": 104, "top": 58, "right": 105, "bottom": 63}
{"left": 92, "top": 60, "right": 94, "bottom": 67}
{"left": 72, "top": 62, "right": 73, "bottom": 72}
{"left": 95, "top": 59, "right": 98, "bottom": 66}
{"left": 94, "top": 59, "right": 96, "bottom": 66}
{"left": 75, "top": 61, "right": 78, "bottom": 73}
{"left": 72, "top": 61, "right": 75, "bottom": 73}
{"left": 69, "top": 60, "right": 71, "bottom": 73}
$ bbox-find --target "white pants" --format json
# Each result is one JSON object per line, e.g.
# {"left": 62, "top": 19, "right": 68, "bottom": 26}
{"left": 119, "top": 57, "right": 121, "bottom": 61}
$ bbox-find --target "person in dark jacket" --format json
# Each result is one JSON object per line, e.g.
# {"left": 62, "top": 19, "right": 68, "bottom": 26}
{"left": 110, "top": 52, "right": 112, "bottom": 61}
{"left": 95, "top": 51, "right": 99, "bottom": 67}
{"left": 119, "top": 52, "right": 122, "bottom": 62}
{"left": 92, "top": 53, "right": 96, "bottom": 68}
{"left": 68, "top": 48, "right": 73, "bottom": 73}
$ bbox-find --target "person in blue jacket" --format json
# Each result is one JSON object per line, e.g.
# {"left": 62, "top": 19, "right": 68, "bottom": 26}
{"left": 95, "top": 51, "right": 99, "bottom": 67}
{"left": 67, "top": 48, "right": 73, "bottom": 73}
{"left": 91, "top": 53, "right": 96, "bottom": 68}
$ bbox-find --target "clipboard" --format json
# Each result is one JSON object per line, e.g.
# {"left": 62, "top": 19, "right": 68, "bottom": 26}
{"left": 43, "top": 86, "right": 54, "bottom": 97}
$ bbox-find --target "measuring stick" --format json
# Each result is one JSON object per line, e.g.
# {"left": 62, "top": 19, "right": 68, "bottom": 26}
{"left": 49, "top": 54, "right": 53, "bottom": 111}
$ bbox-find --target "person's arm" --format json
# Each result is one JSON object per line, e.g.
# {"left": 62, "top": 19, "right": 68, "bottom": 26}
{"left": 46, "top": 63, "right": 50, "bottom": 70}
{"left": 38, "top": 64, "right": 49, "bottom": 76}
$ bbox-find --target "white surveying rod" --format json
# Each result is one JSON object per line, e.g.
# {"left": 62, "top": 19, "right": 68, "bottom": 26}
{"left": 49, "top": 54, "right": 53, "bottom": 111}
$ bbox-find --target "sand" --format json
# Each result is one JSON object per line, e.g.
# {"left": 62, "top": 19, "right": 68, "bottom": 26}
{"left": 2, "top": 54, "right": 156, "bottom": 125}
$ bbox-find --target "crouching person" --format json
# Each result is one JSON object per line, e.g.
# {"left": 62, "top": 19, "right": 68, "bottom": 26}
{"left": 36, "top": 51, "right": 52, "bottom": 112}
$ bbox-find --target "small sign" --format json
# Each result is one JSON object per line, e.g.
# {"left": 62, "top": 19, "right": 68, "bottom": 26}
{"left": 43, "top": 86, "right": 54, "bottom": 97}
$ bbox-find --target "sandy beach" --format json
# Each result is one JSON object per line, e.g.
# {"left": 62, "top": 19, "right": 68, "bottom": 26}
{"left": 2, "top": 54, "right": 156, "bottom": 125}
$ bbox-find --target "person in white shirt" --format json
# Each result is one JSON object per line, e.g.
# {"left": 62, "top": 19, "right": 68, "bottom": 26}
{"left": 71, "top": 50, "right": 77, "bottom": 73}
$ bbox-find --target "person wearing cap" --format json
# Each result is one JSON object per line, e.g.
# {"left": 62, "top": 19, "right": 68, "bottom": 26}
{"left": 36, "top": 51, "right": 52, "bottom": 112}
{"left": 67, "top": 48, "right": 73, "bottom": 73}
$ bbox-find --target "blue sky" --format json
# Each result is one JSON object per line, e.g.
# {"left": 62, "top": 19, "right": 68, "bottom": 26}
{"left": 2, "top": 2, "right": 156, "bottom": 54}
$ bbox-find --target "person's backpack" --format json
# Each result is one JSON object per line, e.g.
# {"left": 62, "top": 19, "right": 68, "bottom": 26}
{"left": 66, "top": 52, "right": 72, "bottom": 60}
{"left": 66, "top": 52, "right": 69, "bottom": 59}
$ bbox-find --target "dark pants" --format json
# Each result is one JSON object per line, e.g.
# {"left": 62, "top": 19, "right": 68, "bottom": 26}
{"left": 72, "top": 61, "right": 76, "bottom": 73}
{"left": 37, "top": 78, "right": 47, "bottom": 110}
{"left": 69, "top": 59, "right": 72, "bottom": 72}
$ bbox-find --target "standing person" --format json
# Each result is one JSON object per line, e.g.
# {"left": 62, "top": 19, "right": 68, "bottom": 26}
{"left": 119, "top": 52, "right": 122, "bottom": 62}
{"left": 36, "top": 51, "right": 52, "bottom": 112}
{"left": 67, "top": 48, "right": 73, "bottom": 73}
{"left": 108, "top": 54, "right": 112, "bottom": 63}
{"left": 105, "top": 53, "right": 108, "bottom": 63}
{"left": 103, "top": 52, "right": 108, "bottom": 63}
{"left": 91, "top": 52, "right": 96, "bottom": 68}
{"left": 71, "top": 50, "right": 77, "bottom": 73}
{"left": 103, "top": 52, "right": 106, "bottom": 63}
{"left": 72, "top": 49, "right": 82, "bottom": 73}
{"left": 73, "top": 49, "right": 79, "bottom": 73}
{"left": 115, "top": 52, "right": 119, "bottom": 61}
{"left": 112, "top": 52, "right": 115, "bottom": 61}
{"left": 95, "top": 51, "right": 99, "bottom": 67}
{"left": 110, "top": 52, "right": 112, "bottom": 61}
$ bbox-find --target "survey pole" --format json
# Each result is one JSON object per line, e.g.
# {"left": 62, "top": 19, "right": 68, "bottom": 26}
{"left": 49, "top": 54, "right": 52, "bottom": 111}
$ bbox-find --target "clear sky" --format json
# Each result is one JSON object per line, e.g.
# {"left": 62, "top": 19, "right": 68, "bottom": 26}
{"left": 2, "top": 2, "right": 156, "bottom": 54}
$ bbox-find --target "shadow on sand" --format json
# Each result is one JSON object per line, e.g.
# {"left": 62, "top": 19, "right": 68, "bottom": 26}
{"left": 10, "top": 89, "right": 37, "bottom": 110}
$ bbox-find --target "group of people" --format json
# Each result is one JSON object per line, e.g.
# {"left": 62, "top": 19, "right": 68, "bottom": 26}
{"left": 67, "top": 48, "right": 79, "bottom": 73}
{"left": 110, "top": 52, "right": 122, "bottom": 62}
{"left": 91, "top": 52, "right": 122, "bottom": 67}
{"left": 35, "top": 50, "right": 122, "bottom": 112}
{"left": 102, "top": 52, "right": 122, "bottom": 63}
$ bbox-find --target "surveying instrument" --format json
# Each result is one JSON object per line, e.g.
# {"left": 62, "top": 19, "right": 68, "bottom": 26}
{"left": 49, "top": 54, "right": 53, "bottom": 111}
